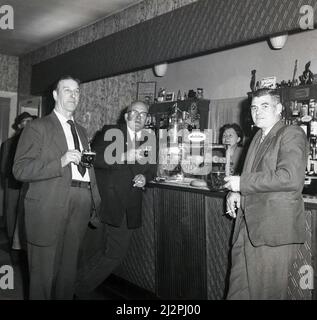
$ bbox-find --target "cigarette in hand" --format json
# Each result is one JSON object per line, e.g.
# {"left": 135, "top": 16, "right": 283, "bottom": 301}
{"left": 224, "top": 210, "right": 236, "bottom": 217}
{"left": 133, "top": 182, "right": 145, "bottom": 190}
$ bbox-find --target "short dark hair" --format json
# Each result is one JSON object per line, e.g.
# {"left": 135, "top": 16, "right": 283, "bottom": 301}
{"left": 251, "top": 88, "right": 281, "bottom": 105}
{"left": 12, "top": 112, "right": 33, "bottom": 130}
{"left": 220, "top": 123, "right": 244, "bottom": 146}
{"left": 53, "top": 75, "right": 81, "bottom": 92}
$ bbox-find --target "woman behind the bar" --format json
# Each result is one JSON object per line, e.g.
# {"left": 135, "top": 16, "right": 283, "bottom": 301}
{"left": 220, "top": 123, "right": 245, "bottom": 175}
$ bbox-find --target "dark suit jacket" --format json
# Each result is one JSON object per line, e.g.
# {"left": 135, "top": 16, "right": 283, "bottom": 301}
{"left": 233, "top": 121, "right": 308, "bottom": 247}
{"left": 0, "top": 133, "right": 23, "bottom": 189}
{"left": 91, "top": 124, "right": 156, "bottom": 229}
{"left": 13, "top": 112, "right": 101, "bottom": 246}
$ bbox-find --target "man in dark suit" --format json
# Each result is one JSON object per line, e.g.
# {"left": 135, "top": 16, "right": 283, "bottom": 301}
{"left": 75, "top": 100, "right": 156, "bottom": 296}
{"left": 224, "top": 88, "right": 308, "bottom": 299}
{"left": 13, "top": 76, "right": 101, "bottom": 300}
{"left": 0, "top": 112, "right": 33, "bottom": 244}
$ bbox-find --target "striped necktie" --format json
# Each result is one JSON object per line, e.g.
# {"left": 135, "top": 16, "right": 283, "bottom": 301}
{"left": 260, "top": 131, "right": 266, "bottom": 143}
{"left": 67, "top": 120, "right": 86, "bottom": 177}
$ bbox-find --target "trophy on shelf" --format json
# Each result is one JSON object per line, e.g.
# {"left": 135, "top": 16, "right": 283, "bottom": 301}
{"left": 250, "top": 69, "right": 256, "bottom": 92}
{"left": 299, "top": 61, "right": 314, "bottom": 85}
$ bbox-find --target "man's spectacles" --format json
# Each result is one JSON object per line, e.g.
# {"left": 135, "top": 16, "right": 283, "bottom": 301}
{"left": 128, "top": 110, "right": 148, "bottom": 119}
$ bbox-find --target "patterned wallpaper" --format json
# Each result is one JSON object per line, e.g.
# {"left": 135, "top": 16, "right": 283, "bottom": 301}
{"left": 0, "top": 53, "right": 19, "bottom": 92}
{"left": 18, "top": 0, "right": 197, "bottom": 135}
{"left": 76, "top": 71, "right": 149, "bottom": 141}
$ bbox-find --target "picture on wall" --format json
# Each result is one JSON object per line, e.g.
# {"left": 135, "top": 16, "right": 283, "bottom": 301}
{"left": 137, "top": 81, "right": 157, "bottom": 104}
{"left": 19, "top": 96, "right": 42, "bottom": 118}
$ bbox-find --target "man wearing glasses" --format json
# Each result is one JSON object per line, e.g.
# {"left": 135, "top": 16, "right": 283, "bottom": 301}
{"left": 76, "top": 101, "right": 156, "bottom": 297}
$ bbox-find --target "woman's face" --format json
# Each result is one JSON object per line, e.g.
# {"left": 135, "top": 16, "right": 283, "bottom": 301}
{"left": 222, "top": 128, "right": 240, "bottom": 147}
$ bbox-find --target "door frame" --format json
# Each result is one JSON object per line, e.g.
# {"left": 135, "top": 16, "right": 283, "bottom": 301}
{"left": 0, "top": 91, "right": 18, "bottom": 138}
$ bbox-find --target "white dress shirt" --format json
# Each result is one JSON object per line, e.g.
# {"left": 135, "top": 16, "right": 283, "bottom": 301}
{"left": 261, "top": 122, "right": 276, "bottom": 143}
{"left": 127, "top": 125, "right": 141, "bottom": 142}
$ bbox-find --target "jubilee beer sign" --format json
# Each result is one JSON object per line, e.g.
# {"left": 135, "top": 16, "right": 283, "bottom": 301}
{"left": 0, "top": 5, "right": 14, "bottom": 30}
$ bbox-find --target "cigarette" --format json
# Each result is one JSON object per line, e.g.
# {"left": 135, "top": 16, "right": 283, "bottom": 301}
{"left": 223, "top": 210, "right": 235, "bottom": 216}
{"left": 133, "top": 183, "right": 145, "bottom": 190}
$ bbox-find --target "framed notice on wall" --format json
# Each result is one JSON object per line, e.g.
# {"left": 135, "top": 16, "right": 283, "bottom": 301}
{"left": 19, "top": 96, "right": 42, "bottom": 118}
{"left": 136, "top": 81, "right": 157, "bottom": 104}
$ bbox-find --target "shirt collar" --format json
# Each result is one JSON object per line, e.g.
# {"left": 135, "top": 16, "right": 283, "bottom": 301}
{"left": 262, "top": 120, "right": 279, "bottom": 137}
{"left": 127, "top": 125, "right": 141, "bottom": 140}
{"left": 54, "top": 109, "right": 74, "bottom": 124}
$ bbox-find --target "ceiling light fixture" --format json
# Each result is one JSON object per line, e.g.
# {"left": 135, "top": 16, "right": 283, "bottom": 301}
{"left": 154, "top": 62, "right": 168, "bottom": 77}
{"left": 269, "top": 33, "right": 288, "bottom": 50}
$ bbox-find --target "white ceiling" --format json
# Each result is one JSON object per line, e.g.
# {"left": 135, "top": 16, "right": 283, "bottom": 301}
{"left": 0, "top": 0, "right": 142, "bottom": 56}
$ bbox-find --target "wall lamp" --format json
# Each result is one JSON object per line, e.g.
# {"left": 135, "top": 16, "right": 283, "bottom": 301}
{"left": 154, "top": 62, "right": 168, "bottom": 77}
{"left": 269, "top": 33, "right": 288, "bottom": 50}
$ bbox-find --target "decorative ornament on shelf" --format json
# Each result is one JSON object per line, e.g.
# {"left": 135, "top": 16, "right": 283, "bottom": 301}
{"left": 250, "top": 69, "right": 256, "bottom": 92}
{"left": 269, "top": 33, "right": 288, "bottom": 50}
{"left": 258, "top": 76, "right": 277, "bottom": 90}
{"left": 310, "top": 59, "right": 317, "bottom": 84}
{"left": 299, "top": 61, "right": 314, "bottom": 85}
{"left": 292, "top": 59, "right": 298, "bottom": 86}
{"left": 154, "top": 62, "right": 168, "bottom": 77}
{"left": 157, "top": 87, "right": 166, "bottom": 102}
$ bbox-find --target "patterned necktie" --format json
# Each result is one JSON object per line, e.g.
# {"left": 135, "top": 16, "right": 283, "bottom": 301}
{"left": 135, "top": 131, "right": 141, "bottom": 149}
{"left": 67, "top": 120, "right": 86, "bottom": 177}
{"left": 260, "top": 131, "right": 266, "bottom": 144}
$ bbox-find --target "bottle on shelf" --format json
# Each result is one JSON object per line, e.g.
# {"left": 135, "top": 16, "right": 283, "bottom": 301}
{"left": 310, "top": 103, "right": 317, "bottom": 138}
{"left": 147, "top": 114, "right": 156, "bottom": 132}
{"left": 309, "top": 162, "right": 315, "bottom": 176}
{"left": 300, "top": 121, "right": 309, "bottom": 136}
{"left": 292, "top": 101, "right": 300, "bottom": 117}
{"left": 299, "top": 102, "right": 311, "bottom": 135}
{"left": 301, "top": 103, "right": 309, "bottom": 118}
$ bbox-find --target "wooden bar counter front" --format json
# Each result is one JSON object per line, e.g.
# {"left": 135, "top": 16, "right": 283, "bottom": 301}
{"left": 113, "top": 183, "right": 317, "bottom": 300}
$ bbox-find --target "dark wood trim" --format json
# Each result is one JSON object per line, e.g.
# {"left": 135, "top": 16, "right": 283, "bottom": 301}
{"left": 31, "top": 0, "right": 316, "bottom": 94}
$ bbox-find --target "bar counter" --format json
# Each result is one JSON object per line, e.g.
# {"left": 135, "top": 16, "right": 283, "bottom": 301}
{"left": 113, "top": 182, "right": 317, "bottom": 300}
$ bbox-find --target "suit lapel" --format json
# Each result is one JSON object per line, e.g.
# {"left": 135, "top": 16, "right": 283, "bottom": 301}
{"left": 124, "top": 125, "right": 137, "bottom": 176}
{"left": 123, "top": 124, "right": 145, "bottom": 177}
{"left": 49, "top": 112, "right": 68, "bottom": 155}
{"left": 76, "top": 122, "right": 89, "bottom": 150}
{"left": 124, "top": 125, "right": 132, "bottom": 152}
{"left": 48, "top": 112, "right": 72, "bottom": 183}
{"left": 251, "top": 121, "right": 284, "bottom": 171}
{"left": 243, "top": 130, "right": 261, "bottom": 174}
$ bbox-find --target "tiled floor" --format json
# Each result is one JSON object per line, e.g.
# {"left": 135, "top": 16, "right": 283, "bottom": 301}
{"left": 0, "top": 219, "right": 26, "bottom": 300}
{"left": 0, "top": 217, "right": 156, "bottom": 300}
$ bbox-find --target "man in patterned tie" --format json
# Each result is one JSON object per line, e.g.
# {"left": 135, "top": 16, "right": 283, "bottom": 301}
{"left": 223, "top": 88, "right": 308, "bottom": 299}
{"left": 13, "top": 75, "right": 101, "bottom": 299}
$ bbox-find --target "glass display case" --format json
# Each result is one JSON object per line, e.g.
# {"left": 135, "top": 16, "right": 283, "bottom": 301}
{"left": 152, "top": 101, "right": 230, "bottom": 190}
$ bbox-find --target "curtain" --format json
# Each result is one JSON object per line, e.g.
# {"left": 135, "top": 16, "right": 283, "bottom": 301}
{"left": 208, "top": 97, "right": 251, "bottom": 144}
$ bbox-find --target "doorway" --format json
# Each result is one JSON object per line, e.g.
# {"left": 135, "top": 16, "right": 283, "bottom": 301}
{"left": 0, "top": 91, "right": 17, "bottom": 217}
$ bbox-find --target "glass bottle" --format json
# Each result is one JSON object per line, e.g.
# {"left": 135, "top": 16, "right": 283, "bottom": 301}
{"left": 310, "top": 105, "right": 317, "bottom": 137}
